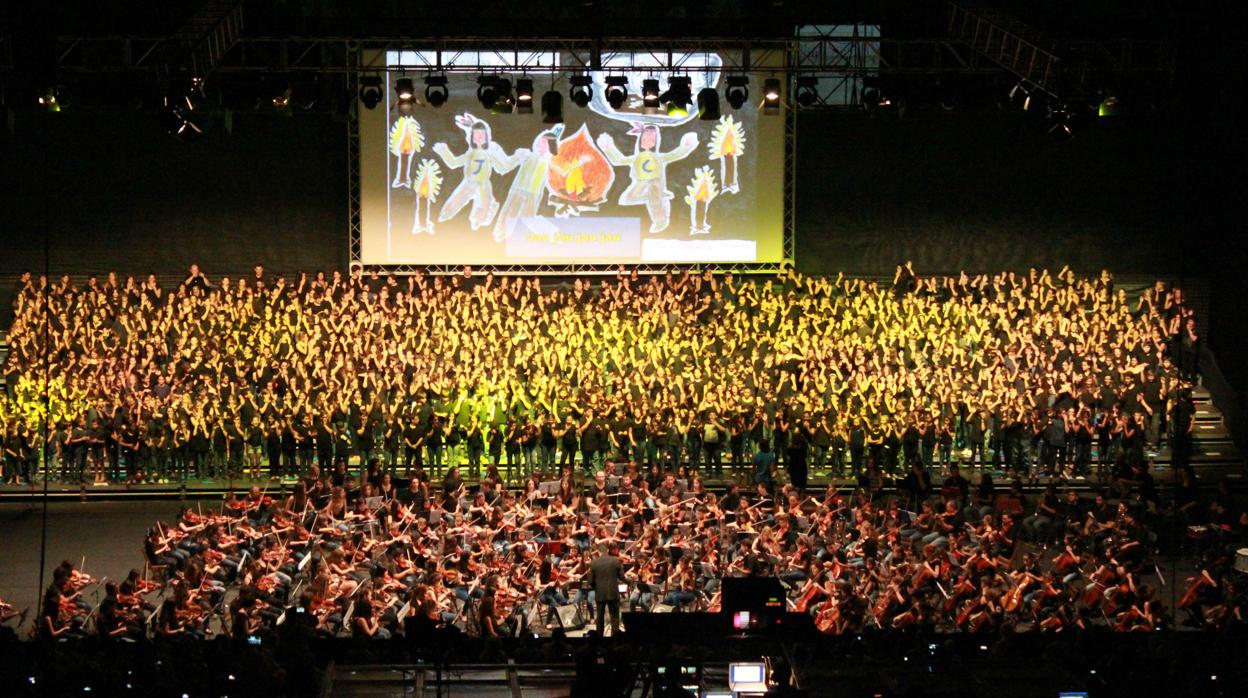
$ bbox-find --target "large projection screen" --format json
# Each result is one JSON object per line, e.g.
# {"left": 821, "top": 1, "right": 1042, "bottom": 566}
{"left": 358, "top": 50, "right": 786, "bottom": 267}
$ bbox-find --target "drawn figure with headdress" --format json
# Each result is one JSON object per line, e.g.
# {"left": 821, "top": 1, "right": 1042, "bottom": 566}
{"left": 596, "top": 123, "right": 698, "bottom": 233}
{"left": 432, "top": 113, "right": 525, "bottom": 231}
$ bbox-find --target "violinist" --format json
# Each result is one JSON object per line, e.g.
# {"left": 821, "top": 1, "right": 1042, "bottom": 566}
{"left": 241, "top": 484, "right": 273, "bottom": 524}
{"left": 663, "top": 558, "right": 698, "bottom": 611}
{"left": 477, "top": 584, "right": 501, "bottom": 638}
{"left": 38, "top": 572, "right": 79, "bottom": 641}
{"left": 97, "top": 581, "right": 142, "bottom": 640}
{"left": 351, "top": 598, "right": 391, "bottom": 639}
{"left": 538, "top": 553, "right": 569, "bottom": 626}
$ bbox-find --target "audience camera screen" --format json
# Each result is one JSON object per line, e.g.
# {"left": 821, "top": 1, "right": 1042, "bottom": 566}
{"left": 358, "top": 50, "right": 786, "bottom": 265}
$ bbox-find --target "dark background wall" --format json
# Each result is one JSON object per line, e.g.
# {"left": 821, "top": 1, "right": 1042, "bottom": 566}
{"left": 793, "top": 109, "right": 1194, "bottom": 277}
{"left": 0, "top": 111, "right": 349, "bottom": 278}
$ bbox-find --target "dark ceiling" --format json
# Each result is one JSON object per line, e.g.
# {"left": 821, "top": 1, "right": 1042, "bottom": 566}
{"left": 0, "top": 1, "right": 1222, "bottom": 40}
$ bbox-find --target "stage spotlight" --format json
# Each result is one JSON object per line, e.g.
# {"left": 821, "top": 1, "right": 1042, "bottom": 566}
{"left": 359, "top": 76, "right": 383, "bottom": 109}
{"left": 515, "top": 78, "right": 534, "bottom": 113}
{"left": 605, "top": 75, "right": 629, "bottom": 110}
{"left": 424, "top": 75, "right": 448, "bottom": 107}
{"left": 491, "top": 78, "right": 515, "bottom": 113}
{"left": 661, "top": 76, "right": 691, "bottom": 117}
{"left": 725, "top": 75, "right": 749, "bottom": 110}
{"left": 642, "top": 78, "right": 660, "bottom": 111}
{"left": 1048, "top": 108, "right": 1074, "bottom": 142}
{"left": 796, "top": 76, "right": 818, "bottom": 107}
{"left": 38, "top": 87, "right": 61, "bottom": 113}
{"left": 541, "top": 90, "right": 563, "bottom": 123}
{"left": 763, "top": 78, "right": 781, "bottom": 114}
{"left": 569, "top": 74, "right": 593, "bottom": 107}
{"left": 272, "top": 88, "right": 292, "bottom": 115}
{"left": 394, "top": 77, "right": 415, "bottom": 102}
{"left": 697, "top": 87, "right": 720, "bottom": 120}
{"left": 1098, "top": 93, "right": 1120, "bottom": 117}
{"left": 477, "top": 76, "right": 500, "bottom": 109}
{"left": 860, "top": 85, "right": 881, "bottom": 110}
{"left": 1009, "top": 81, "right": 1033, "bottom": 111}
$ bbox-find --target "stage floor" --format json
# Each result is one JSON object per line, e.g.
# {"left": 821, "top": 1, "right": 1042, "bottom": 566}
{"left": 0, "top": 500, "right": 185, "bottom": 638}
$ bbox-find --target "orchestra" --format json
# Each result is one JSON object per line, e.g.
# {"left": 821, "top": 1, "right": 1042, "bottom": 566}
{"left": 31, "top": 461, "right": 1244, "bottom": 643}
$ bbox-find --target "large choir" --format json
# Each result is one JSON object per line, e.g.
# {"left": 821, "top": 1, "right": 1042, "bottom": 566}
{"left": 1, "top": 263, "right": 1202, "bottom": 488}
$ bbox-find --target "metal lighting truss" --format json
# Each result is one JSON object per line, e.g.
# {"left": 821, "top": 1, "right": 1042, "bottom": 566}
{"left": 49, "top": 35, "right": 1001, "bottom": 76}
{"left": 948, "top": 4, "right": 1174, "bottom": 101}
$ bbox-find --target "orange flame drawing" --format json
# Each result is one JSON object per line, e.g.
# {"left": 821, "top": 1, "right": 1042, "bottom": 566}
{"left": 547, "top": 124, "right": 614, "bottom": 207}
{"left": 694, "top": 178, "right": 711, "bottom": 202}
{"left": 685, "top": 166, "right": 719, "bottom": 203}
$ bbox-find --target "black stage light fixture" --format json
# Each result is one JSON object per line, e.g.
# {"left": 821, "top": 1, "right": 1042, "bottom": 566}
{"left": 477, "top": 76, "right": 500, "bottom": 109}
{"left": 725, "top": 75, "right": 749, "bottom": 110}
{"left": 697, "top": 87, "right": 720, "bottom": 120}
{"left": 542, "top": 90, "right": 564, "bottom": 123}
{"left": 1048, "top": 107, "right": 1074, "bottom": 142}
{"left": 491, "top": 78, "right": 515, "bottom": 113}
{"left": 661, "top": 76, "right": 692, "bottom": 117}
{"left": 795, "top": 76, "right": 818, "bottom": 107}
{"left": 605, "top": 75, "right": 629, "bottom": 110}
{"left": 515, "top": 78, "right": 534, "bottom": 113}
{"left": 425, "top": 75, "right": 448, "bottom": 107}
{"left": 860, "top": 85, "right": 884, "bottom": 111}
{"left": 162, "top": 97, "right": 202, "bottom": 141}
{"left": 395, "top": 77, "right": 415, "bottom": 102}
{"left": 38, "top": 87, "right": 61, "bottom": 112}
{"left": 762, "top": 78, "right": 781, "bottom": 114}
{"left": 642, "top": 78, "right": 661, "bottom": 111}
{"left": 1008, "top": 81, "right": 1033, "bottom": 111}
{"left": 291, "top": 73, "right": 320, "bottom": 110}
{"left": 1098, "top": 92, "right": 1120, "bottom": 117}
{"left": 270, "top": 74, "right": 293, "bottom": 112}
{"left": 569, "top": 74, "right": 593, "bottom": 107}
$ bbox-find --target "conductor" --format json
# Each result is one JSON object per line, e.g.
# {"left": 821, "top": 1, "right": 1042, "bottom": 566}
{"left": 589, "top": 542, "right": 623, "bottom": 636}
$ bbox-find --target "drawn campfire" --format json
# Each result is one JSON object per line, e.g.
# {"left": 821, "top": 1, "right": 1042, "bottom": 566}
{"left": 707, "top": 114, "right": 746, "bottom": 194}
{"left": 683, "top": 165, "right": 719, "bottom": 236}
{"left": 546, "top": 124, "right": 614, "bottom": 216}
{"left": 411, "top": 159, "right": 443, "bottom": 234}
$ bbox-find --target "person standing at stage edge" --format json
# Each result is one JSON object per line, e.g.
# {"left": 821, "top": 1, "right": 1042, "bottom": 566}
{"left": 590, "top": 543, "right": 623, "bottom": 637}
{"left": 786, "top": 421, "right": 810, "bottom": 494}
